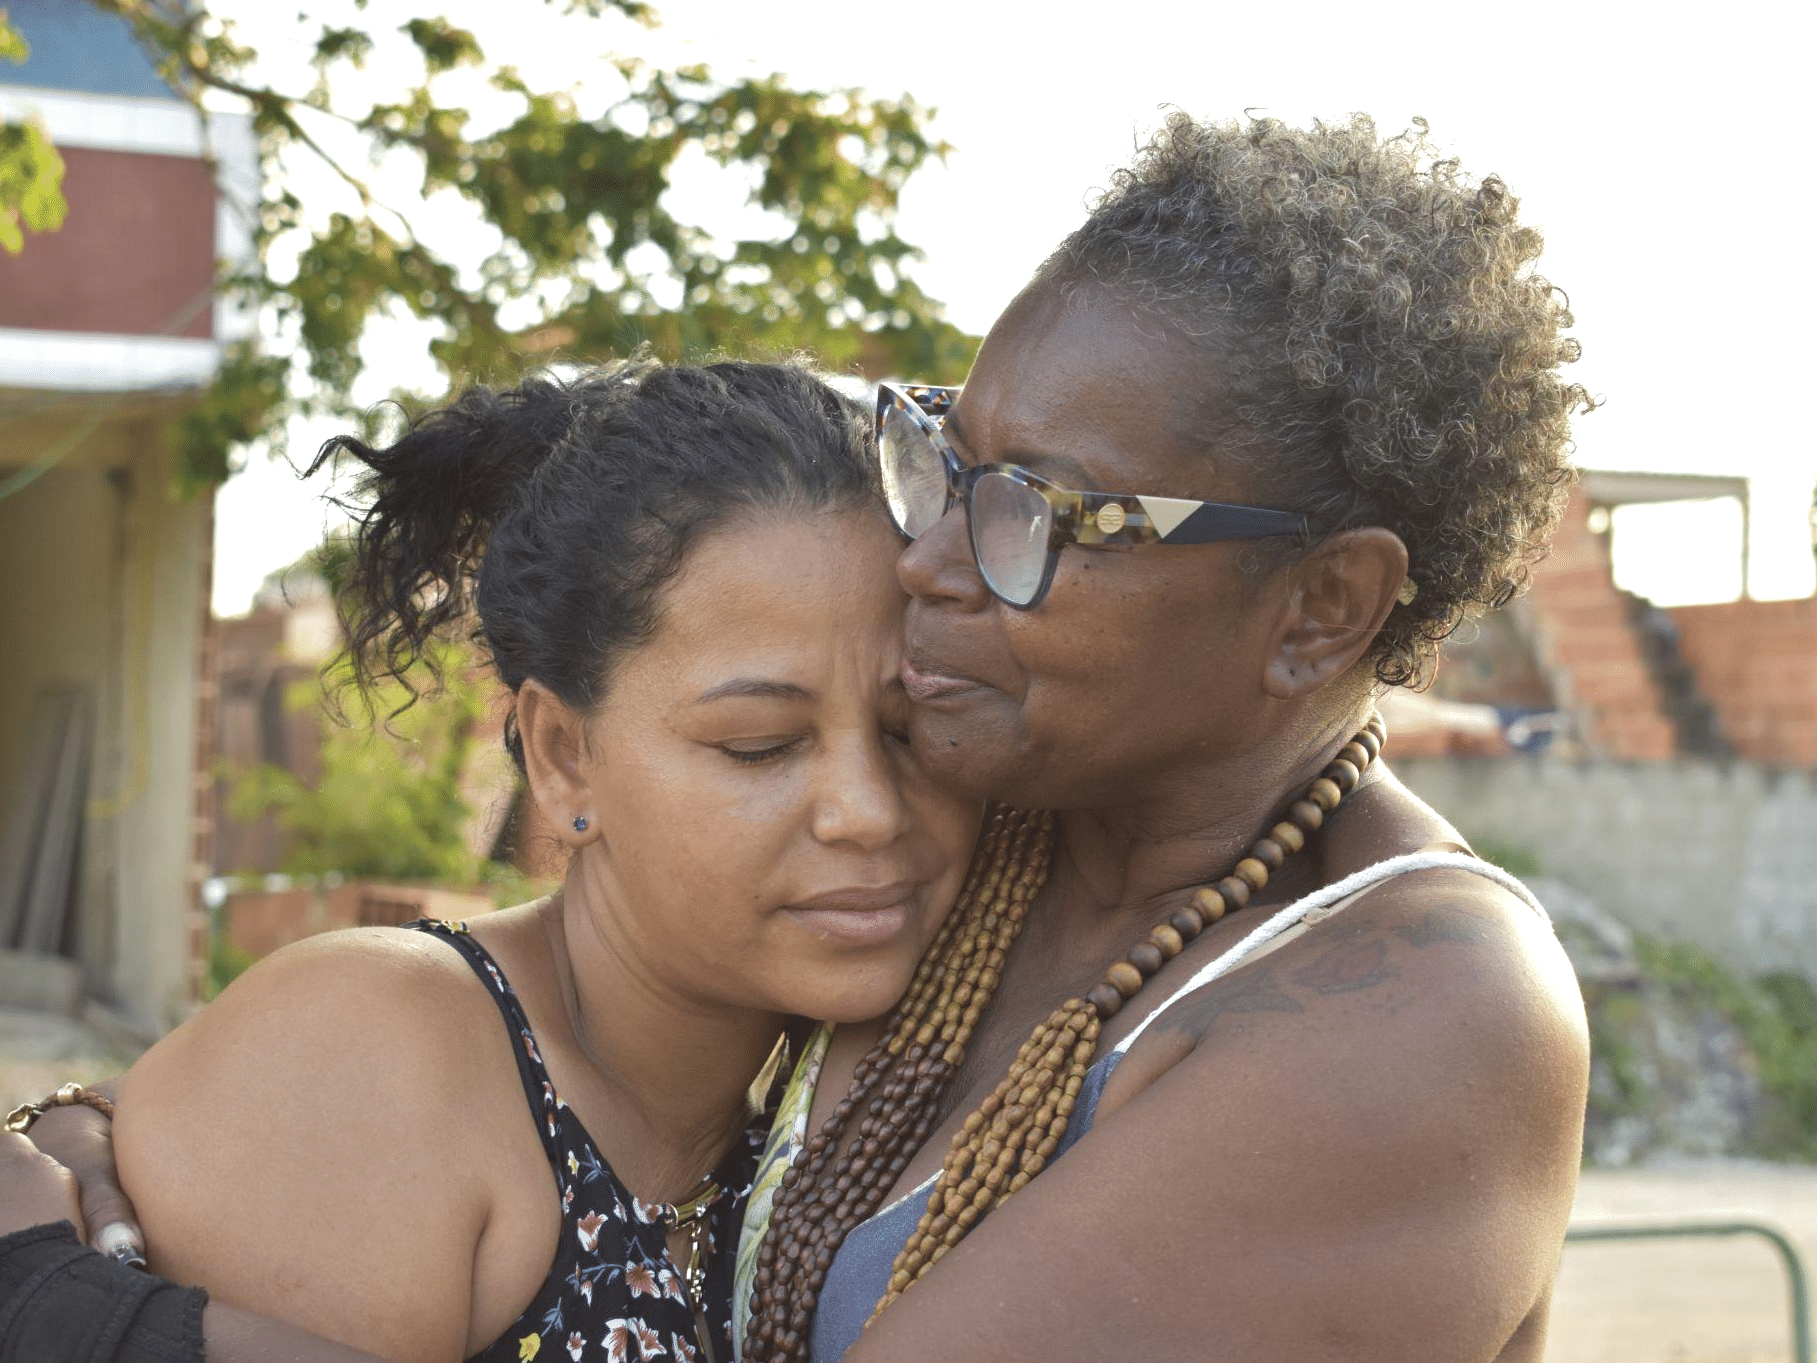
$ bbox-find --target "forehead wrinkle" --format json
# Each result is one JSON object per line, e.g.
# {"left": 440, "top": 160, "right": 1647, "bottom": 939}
{"left": 945, "top": 408, "right": 1094, "bottom": 487}
{"left": 970, "top": 289, "right": 1265, "bottom": 505}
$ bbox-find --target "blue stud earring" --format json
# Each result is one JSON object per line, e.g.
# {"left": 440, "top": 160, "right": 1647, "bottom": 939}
{"left": 572, "top": 816, "right": 588, "bottom": 833}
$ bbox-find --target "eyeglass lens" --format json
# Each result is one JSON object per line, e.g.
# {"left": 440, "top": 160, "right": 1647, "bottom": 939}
{"left": 970, "top": 472, "right": 1052, "bottom": 606}
{"left": 879, "top": 399, "right": 1054, "bottom": 607}
{"left": 879, "top": 406, "right": 951, "bottom": 539}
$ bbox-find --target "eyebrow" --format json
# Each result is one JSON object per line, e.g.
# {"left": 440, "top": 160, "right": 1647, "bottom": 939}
{"left": 944, "top": 411, "right": 1094, "bottom": 486}
{"left": 692, "top": 678, "right": 815, "bottom": 706}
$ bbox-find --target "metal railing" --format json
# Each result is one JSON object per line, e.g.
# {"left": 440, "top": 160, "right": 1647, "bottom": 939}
{"left": 1565, "top": 1219, "right": 1812, "bottom": 1363}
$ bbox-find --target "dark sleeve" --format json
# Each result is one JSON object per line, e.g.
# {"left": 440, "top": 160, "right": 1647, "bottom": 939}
{"left": 0, "top": 1222, "right": 206, "bottom": 1363}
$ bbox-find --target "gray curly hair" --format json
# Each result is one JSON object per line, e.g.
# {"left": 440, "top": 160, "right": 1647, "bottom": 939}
{"left": 1039, "top": 113, "right": 1593, "bottom": 687}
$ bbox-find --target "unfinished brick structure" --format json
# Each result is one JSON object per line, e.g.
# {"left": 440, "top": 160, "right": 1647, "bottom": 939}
{"left": 1670, "top": 597, "right": 1817, "bottom": 767}
{"left": 1438, "top": 471, "right": 1815, "bottom": 768}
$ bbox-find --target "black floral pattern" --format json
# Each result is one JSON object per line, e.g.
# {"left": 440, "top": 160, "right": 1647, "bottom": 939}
{"left": 406, "top": 920, "right": 765, "bottom": 1362}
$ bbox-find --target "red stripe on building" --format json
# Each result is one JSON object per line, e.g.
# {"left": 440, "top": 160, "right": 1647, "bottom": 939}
{"left": 0, "top": 145, "right": 217, "bottom": 338}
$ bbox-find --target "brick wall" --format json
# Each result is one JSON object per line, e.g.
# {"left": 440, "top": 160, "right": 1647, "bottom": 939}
{"left": 1670, "top": 596, "right": 1817, "bottom": 766}
{"left": 1524, "top": 496, "right": 1678, "bottom": 760}
{"left": 0, "top": 147, "right": 217, "bottom": 337}
{"left": 224, "top": 882, "right": 492, "bottom": 958}
{"left": 188, "top": 495, "right": 217, "bottom": 1007}
{"left": 212, "top": 610, "right": 325, "bottom": 876}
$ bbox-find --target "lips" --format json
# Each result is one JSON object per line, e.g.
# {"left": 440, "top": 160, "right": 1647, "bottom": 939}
{"left": 901, "top": 606, "right": 997, "bottom": 703}
{"left": 783, "top": 882, "right": 917, "bottom": 945}
{"left": 788, "top": 883, "right": 918, "bottom": 915}
{"left": 900, "top": 657, "right": 989, "bottom": 703}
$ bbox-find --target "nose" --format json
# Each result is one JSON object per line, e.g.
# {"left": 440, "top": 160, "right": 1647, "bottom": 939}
{"left": 896, "top": 503, "right": 990, "bottom": 611}
{"left": 811, "top": 730, "right": 913, "bottom": 852}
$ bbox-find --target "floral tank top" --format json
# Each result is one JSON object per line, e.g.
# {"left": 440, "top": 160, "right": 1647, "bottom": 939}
{"left": 406, "top": 919, "right": 769, "bottom": 1363}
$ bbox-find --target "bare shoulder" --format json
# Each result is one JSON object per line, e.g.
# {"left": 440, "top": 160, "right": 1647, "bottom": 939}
{"left": 1313, "top": 858, "right": 1585, "bottom": 1065}
{"left": 849, "top": 864, "right": 1591, "bottom": 1361}
{"left": 116, "top": 926, "right": 511, "bottom": 1360}
{"left": 123, "top": 925, "right": 495, "bottom": 1124}
{"left": 1157, "top": 858, "right": 1588, "bottom": 1143}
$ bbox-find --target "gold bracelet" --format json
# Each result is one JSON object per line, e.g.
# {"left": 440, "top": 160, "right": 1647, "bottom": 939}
{"left": 4, "top": 1082, "right": 115, "bottom": 1135}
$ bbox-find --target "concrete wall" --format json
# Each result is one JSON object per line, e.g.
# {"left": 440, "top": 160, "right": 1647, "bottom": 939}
{"left": 1396, "top": 754, "right": 1817, "bottom": 982}
{"left": 108, "top": 455, "right": 211, "bottom": 1027}
{"left": 0, "top": 417, "right": 211, "bottom": 1031}
{"left": 0, "top": 465, "right": 114, "bottom": 792}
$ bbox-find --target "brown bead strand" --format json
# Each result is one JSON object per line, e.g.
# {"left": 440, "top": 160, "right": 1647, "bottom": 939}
{"left": 868, "top": 712, "right": 1387, "bottom": 1323}
{"left": 743, "top": 807, "right": 1056, "bottom": 1363}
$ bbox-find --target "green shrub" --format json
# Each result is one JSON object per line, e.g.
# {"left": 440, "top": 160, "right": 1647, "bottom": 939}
{"left": 1606, "top": 936, "right": 1817, "bottom": 1162}
{"left": 229, "top": 641, "right": 491, "bottom": 885}
{"left": 204, "top": 930, "right": 259, "bottom": 1002}
{"left": 1467, "top": 838, "right": 1544, "bottom": 879}
{"left": 1753, "top": 971, "right": 1817, "bottom": 1158}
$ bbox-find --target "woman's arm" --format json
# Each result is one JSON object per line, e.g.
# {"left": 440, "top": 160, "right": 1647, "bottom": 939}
{"left": 840, "top": 872, "right": 1589, "bottom": 1362}
{"left": 116, "top": 929, "right": 500, "bottom": 1363}
{"left": 202, "top": 1301, "right": 391, "bottom": 1363}
{"left": 0, "top": 1134, "right": 386, "bottom": 1363}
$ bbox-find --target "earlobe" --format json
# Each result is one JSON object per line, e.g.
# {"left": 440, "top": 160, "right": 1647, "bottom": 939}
{"left": 517, "top": 680, "right": 599, "bottom": 846}
{"left": 1263, "top": 527, "right": 1410, "bottom": 699}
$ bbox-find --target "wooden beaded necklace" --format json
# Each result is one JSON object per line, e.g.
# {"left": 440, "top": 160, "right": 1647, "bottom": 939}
{"left": 743, "top": 715, "right": 1385, "bottom": 1362}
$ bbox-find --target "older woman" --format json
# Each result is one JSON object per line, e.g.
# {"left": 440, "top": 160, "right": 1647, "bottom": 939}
{"left": 8, "top": 113, "right": 1589, "bottom": 1363}
{"left": 734, "top": 111, "right": 1590, "bottom": 1363}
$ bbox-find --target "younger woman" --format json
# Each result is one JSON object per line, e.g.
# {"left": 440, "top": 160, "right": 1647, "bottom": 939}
{"left": 113, "top": 360, "right": 978, "bottom": 1362}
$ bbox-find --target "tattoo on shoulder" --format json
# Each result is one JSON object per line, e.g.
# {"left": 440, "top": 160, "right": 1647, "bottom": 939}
{"left": 1202, "top": 964, "right": 1304, "bottom": 1022}
{"left": 1289, "top": 937, "right": 1393, "bottom": 995}
{"left": 1390, "top": 905, "right": 1492, "bottom": 949}
{"left": 1188, "top": 904, "right": 1498, "bottom": 1040}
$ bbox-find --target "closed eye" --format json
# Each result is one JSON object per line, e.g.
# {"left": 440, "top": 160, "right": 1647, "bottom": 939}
{"left": 718, "top": 738, "right": 804, "bottom": 765}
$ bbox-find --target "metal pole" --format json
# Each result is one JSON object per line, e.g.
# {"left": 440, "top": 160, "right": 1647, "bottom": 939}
{"left": 1565, "top": 1219, "right": 1812, "bottom": 1363}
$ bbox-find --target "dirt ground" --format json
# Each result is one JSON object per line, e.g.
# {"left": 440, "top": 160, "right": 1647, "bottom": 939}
{"left": 2, "top": 1010, "right": 1811, "bottom": 1360}
{"left": 1551, "top": 1160, "right": 1816, "bottom": 1363}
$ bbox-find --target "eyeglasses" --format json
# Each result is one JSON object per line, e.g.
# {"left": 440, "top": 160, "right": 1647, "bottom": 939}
{"left": 876, "top": 382, "right": 1317, "bottom": 609}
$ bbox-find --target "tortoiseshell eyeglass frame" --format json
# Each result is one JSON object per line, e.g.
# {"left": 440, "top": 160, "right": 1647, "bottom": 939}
{"left": 876, "top": 381, "right": 1319, "bottom": 609}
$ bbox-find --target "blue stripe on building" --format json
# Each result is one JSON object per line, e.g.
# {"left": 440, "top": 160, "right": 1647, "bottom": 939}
{"left": 0, "top": 0, "right": 178, "bottom": 101}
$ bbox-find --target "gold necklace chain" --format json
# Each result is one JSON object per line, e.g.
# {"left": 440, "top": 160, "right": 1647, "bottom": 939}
{"left": 659, "top": 1176, "right": 728, "bottom": 1363}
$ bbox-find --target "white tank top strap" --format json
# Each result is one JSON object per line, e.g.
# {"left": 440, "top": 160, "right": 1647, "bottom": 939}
{"left": 1109, "top": 850, "right": 1548, "bottom": 1060}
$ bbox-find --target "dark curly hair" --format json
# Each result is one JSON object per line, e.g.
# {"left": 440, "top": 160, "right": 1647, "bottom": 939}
{"left": 310, "top": 358, "right": 877, "bottom": 764}
{"left": 1038, "top": 113, "right": 1594, "bottom": 686}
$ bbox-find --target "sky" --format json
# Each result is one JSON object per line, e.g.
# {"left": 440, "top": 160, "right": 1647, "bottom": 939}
{"left": 212, "top": 0, "right": 1817, "bottom": 615}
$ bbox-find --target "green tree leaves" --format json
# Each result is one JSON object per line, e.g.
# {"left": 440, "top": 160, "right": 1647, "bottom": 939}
{"left": 0, "top": 10, "right": 68, "bottom": 254}
{"left": 49, "top": 1, "right": 973, "bottom": 489}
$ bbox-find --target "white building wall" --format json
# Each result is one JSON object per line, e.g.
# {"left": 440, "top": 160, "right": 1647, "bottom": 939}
{"left": 0, "top": 420, "right": 210, "bottom": 1030}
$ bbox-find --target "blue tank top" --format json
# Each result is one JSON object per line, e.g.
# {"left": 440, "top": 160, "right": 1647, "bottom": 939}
{"left": 807, "top": 1047, "right": 1121, "bottom": 1360}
